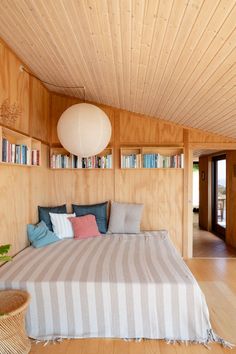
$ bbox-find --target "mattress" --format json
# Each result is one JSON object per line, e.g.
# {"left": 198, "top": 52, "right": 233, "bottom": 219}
{"left": 0, "top": 231, "right": 226, "bottom": 344}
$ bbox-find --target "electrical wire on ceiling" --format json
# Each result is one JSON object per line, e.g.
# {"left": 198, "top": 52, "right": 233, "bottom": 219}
{"left": 19, "top": 65, "right": 86, "bottom": 101}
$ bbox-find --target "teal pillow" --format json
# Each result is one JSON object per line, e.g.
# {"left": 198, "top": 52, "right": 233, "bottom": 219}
{"left": 27, "top": 221, "right": 60, "bottom": 248}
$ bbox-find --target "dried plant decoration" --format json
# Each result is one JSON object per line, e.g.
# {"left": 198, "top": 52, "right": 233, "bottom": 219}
{"left": 0, "top": 99, "right": 22, "bottom": 126}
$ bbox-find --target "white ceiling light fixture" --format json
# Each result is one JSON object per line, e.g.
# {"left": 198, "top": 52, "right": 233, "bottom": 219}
{"left": 57, "top": 103, "right": 112, "bottom": 157}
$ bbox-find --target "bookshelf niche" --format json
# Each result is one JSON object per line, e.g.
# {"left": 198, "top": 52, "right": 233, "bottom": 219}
{"left": 50, "top": 147, "right": 113, "bottom": 169}
{"left": 120, "top": 146, "right": 184, "bottom": 169}
{"left": 0, "top": 126, "right": 41, "bottom": 167}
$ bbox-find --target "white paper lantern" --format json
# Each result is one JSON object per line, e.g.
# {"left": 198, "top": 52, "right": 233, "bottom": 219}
{"left": 57, "top": 103, "right": 111, "bottom": 157}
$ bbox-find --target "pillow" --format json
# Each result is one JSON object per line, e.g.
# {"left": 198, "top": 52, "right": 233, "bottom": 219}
{"left": 27, "top": 221, "right": 60, "bottom": 248}
{"left": 72, "top": 202, "right": 108, "bottom": 234}
{"left": 49, "top": 213, "right": 75, "bottom": 239}
{"left": 38, "top": 204, "right": 67, "bottom": 231}
{"left": 108, "top": 201, "right": 144, "bottom": 233}
{"left": 69, "top": 215, "right": 101, "bottom": 239}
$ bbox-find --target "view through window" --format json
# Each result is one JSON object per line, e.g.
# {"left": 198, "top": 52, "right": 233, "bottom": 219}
{"left": 216, "top": 159, "right": 226, "bottom": 228}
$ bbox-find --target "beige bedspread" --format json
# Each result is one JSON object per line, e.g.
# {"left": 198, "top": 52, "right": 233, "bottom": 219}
{"left": 0, "top": 231, "right": 227, "bottom": 345}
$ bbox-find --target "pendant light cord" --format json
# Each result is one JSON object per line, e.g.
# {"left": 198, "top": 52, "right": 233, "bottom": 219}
{"left": 20, "top": 65, "right": 85, "bottom": 101}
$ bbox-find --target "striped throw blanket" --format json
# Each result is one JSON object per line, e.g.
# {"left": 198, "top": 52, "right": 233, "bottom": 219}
{"left": 0, "top": 231, "right": 227, "bottom": 345}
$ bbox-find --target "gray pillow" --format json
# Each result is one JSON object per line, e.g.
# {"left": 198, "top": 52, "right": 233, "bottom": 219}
{"left": 108, "top": 201, "right": 144, "bottom": 233}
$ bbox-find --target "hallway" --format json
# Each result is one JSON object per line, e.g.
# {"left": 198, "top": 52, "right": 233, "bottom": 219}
{"left": 193, "top": 212, "right": 236, "bottom": 258}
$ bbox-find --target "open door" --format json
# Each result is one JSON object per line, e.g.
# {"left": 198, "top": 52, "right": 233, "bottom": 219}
{"left": 212, "top": 155, "right": 226, "bottom": 239}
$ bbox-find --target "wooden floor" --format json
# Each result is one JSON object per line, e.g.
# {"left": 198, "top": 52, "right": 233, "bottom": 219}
{"left": 193, "top": 213, "right": 236, "bottom": 258}
{"left": 30, "top": 258, "right": 236, "bottom": 354}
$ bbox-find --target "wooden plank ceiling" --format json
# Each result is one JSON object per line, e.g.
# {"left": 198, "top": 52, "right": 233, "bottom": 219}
{"left": 0, "top": 0, "right": 236, "bottom": 139}
{"left": 193, "top": 149, "right": 224, "bottom": 160}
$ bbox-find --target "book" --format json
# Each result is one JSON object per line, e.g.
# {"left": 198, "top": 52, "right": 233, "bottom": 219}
{"left": 122, "top": 151, "right": 184, "bottom": 169}
{"left": 50, "top": 152, "right": 112, "bottom": 169}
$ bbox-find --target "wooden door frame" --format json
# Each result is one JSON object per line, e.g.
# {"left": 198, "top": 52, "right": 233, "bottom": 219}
{"left": 183, "top": 142, "right": 236, "bottom": 259}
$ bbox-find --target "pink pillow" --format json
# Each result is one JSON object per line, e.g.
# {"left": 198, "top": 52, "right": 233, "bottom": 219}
{"left": 68, "top": 214, "right": 101, "bottom": 239}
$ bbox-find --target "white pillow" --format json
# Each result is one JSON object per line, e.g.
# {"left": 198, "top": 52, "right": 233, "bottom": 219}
{"left": 108, "top": 201, "right": 144, "bottom": 233}
{"left": 49, "top": 213, "right": 75, "bottom": 239}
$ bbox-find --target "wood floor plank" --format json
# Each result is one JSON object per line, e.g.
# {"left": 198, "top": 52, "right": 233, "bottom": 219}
{"left": 193, "top": 213, "right": 236, "bottom": 258}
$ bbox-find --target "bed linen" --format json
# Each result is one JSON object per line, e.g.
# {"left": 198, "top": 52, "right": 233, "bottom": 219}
{"left": 0, "top": 231, "right": 226, "bottom": 344}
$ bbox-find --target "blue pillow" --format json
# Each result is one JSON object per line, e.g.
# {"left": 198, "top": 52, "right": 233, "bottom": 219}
{"left": 72, "top": 202, "right": 108, "bottom": 234}
{"left": 27, "top": 221, "right": 60, "bottom": 248}
{"left": 38, "top": 204, "right": 67, "bottom": 231}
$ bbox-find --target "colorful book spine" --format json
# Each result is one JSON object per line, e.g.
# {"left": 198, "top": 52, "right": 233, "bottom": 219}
{"left": 50, "top": 152, "right": 112, "bottom": 169}
{"left": 121, "top": 154, "right": 142, "bottom": 168}
{"left": 1, "top": 137, "right": 32, "bottom": 165}
{"left": 122, "top": 151, "right": 184, "bottom": 169}
{"left": 2, "top": 138, "right": 7, "bottom": 162}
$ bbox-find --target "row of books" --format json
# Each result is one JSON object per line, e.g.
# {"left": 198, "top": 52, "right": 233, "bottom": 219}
{"left": 121, "top": 154, "right": 142, "bottom": 168}
{"left": 121, "top": 153, "right": 184, "bottom": 168}
{"left": 50, "top": 153, "right": 113, "bottom": 169}
{"left": 143, "top": 153, "right": 184, "bottom": 168}
{"left": 2, "top": 138, "right": 30, "bottom": 165}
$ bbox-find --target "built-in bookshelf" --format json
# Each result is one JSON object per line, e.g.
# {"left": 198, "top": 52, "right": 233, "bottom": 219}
{"left": 50, "top": 147, "right": 113, "bottom": 169}
{"left": 0, "top": 126, "right": 41, "bottom": 167}
{"left": 120, "top": 146, "right": 184, "bottom": 169}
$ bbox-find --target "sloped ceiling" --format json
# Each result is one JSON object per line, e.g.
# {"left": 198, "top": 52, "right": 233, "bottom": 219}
{"left": 0, "top": 0, "right": 236, "bottom": 138}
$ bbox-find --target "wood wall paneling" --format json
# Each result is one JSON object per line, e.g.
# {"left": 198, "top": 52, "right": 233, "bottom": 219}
{"left": 0, "top": 164, "right": 30, "bottom": 255}
{"left": 29, "top": 144, "right": 51, "bottom": 224}
{"left": 30, "top": 77, "right": 50, "bottom": 143}
{"left": 50, "top": 94, "right": 81, "bottom": 144}
{"left": 115, "top": 169, "right": 183, "bottom": 253}
{"left": 51, "top": 170, "right": 114, "bottom": 213}
{"left": 0, "top": 41, "right": 29, "bottom": 134}
{"left": 183, "top": 130, "right": 193, "bottom": 258}
{"left": 189, "top": 129, "right": 236, "bottom": 143}
{"left": 198, "top": 155, "right": 211, "bottom": 231}
{"left": 119, "top": 112, "right": 183, "bottom": 145}
{"left": 0, "top": 40, "right": 51, "bottom": 256}
{"left": 49, "top": 92, "right": 236, "bottom": 256}
{"left": 2, "top": 38, "right": 236, "bottom": 257}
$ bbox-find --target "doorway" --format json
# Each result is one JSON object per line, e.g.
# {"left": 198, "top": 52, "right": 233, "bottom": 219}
{"left": 212, "top": 155, "right": 226, "bottom": 239}
{"left": 192, "top": 150, "right": 236, "bottom": 258}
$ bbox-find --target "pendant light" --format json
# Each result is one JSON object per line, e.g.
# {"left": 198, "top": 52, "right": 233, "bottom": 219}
{"left": 57, "top": 103, "right": 111, "bottom": 157}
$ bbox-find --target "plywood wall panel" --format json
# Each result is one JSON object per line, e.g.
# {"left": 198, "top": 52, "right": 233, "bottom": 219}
{"left": 0, "top": 40, "right": 51, "bottom": 256}
{"left": 115, "top": 169, "right": 183, "bottom": 252}
{"left": 119, "top": 112, "right": 159, "bottom": 144}
{"left": 189, "top": 129, "right": 236, "bottom": 143}
{"left": 0, "top": 42, "right": 29, "bottom": 134}
{"left": 198, "top": 155, "right": 210, "bottom": 231}
{"left": 0, "top": 165, "right": 30, "bottom": 256}
{"left": 159, "top": 121, "right": 183, "bottom": 144}
{"left": 29, "top": 144, "right": 51, "bottom": 224}
{"left": 119, "top": 112, "right": 183, "bottom": 145}
{"left": 30, "top": 77, "right": 50, "bottom": 143}
{"left": 50, "top": 170, "right": 114, "bottom": 212}
{"left": 51, "top": 94, "right": 80, "bottom": 144}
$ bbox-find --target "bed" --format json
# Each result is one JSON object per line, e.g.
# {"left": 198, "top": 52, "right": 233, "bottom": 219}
{"left": 0, "top": 230, "right": 228, "bottom": 345}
